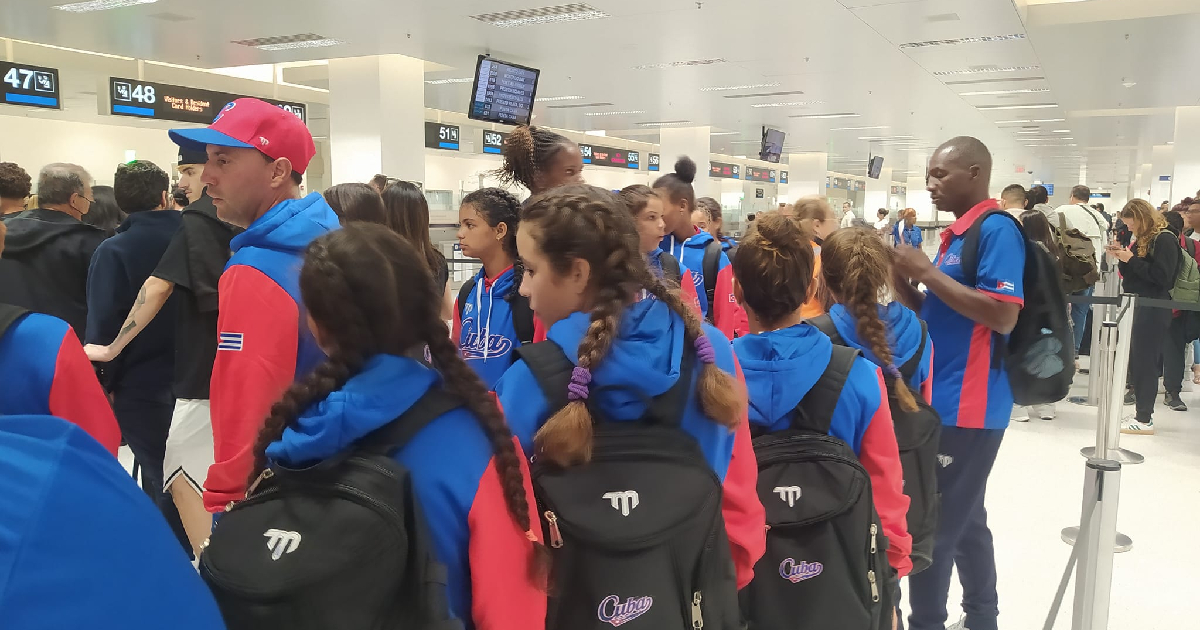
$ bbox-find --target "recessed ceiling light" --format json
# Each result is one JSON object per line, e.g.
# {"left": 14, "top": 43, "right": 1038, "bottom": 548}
{"left": 791, "top": 113, "right": 861, "bottom": 119}
{"left": 1052, "top": 129, "right": 1071, "bottom": 133}
{"left": 858, "top": 135, "right": 916, "bottom": 140}
{"left": 959, "top": 88, "right": 1051, "bottom": 96}
{"left": 933, "top": 65, "right": 1040, "bottom": 77}
{"left": 710, "top": 131, "right": 739, "bottom": 136}
{"left": 636, "top": 120, "right": 693, "bottom": 127}
{"left": 535, "top": 95, "right": 584, "bottom": 102}
{"left": 54, "top": 0, "right": 156, "bottom": 11}
{"left": 899, "top": 34, "right": 1025, "bottom": 48}
{"left": 634, "top": 58, "right": 726, "bottom": 70}
{"left": 583, "top": 110, "right": 645, "bottom": 116}
{"left": 232, "top": 33, "right": 344, "bottom": 51}
{"left": 750, "top": 100, "right": 825, "bottom": 108}
{"left": 425, "top": 77, "right": 473, "bottom": 85}
{"left": 699, "top": 82, "right": 781, "bottom": 92}
{"left": 1122, "top": 81, "right": 1137, "bottom": 88}
{"left": 470, "top": 3, "right": 609, "bottom": 28}
{"left": 977, "top": 103, "right": 1058, "bottom": 110}
{"left": 829, "top": 125, "right": 890, "bottom": 131}
{"left": 1016, "top": 130, "right": 1040, "bottom": 134}
{"left": 1033, "top": 118, "right": 1067, "bottom": 122}
{"left": 994, "top": 119, "right": 1033, "bottom": 124}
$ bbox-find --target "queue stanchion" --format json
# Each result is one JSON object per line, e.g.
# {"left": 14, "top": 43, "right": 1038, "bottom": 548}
{"left": 1081, "top": 294, "right": 1142, "bottom": 465}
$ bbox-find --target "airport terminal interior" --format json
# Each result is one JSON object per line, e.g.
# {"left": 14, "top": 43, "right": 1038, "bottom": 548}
{"left": 2, "top": 0, "right": 1199, "bottom": 629}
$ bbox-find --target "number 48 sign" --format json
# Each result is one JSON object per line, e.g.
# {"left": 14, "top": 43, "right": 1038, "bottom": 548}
{"left": 0, "top": 62, "right": 60, "bottom": 109}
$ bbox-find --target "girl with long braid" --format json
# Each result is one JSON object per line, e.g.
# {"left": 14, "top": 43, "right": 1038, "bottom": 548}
{"left": 731, "top": 215, "right": 913, "bottom": 583}
{"left": 495, "top": 184, "right": 765, "bottom": 591}
{"left": 248, "top": 223, "right": 547, "bottom": 629}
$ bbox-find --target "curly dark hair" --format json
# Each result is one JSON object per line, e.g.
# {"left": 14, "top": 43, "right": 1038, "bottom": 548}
{"left": 520, "top": 184, "right": 745, "bottom": 467}
{"left": 462, "top": 187, "right": 524, "bottom": 295}
{"left": 114, "top": 160, "right": 169, "bottom": 213}
{"left": 248, "top": 223, "right": 548, "bottom": 585}
{"left": 495, "top": 125, "right": 576, "bottom": 193}
{"left": 0, "top": 162, "right": 32, "bottom": 199}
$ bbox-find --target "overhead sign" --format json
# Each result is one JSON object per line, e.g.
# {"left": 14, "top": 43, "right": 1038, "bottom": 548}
{"left": 710, "top": 161, "right": 740, "bottom": 179}
{"left": 1159, "top": 175, "right": 1172, "bottom": 182}
{"left": 1, "top": 61, "right": 60, "bottom": 109}
{"left": 108, "top": 77, "right": 306, "bottom": 125}
{"left": 579, "top": 144, "right": 641, "bottom": 169}
{"left": 745, "top": 167, "right": 777, "bottom": 183}
{"left": 1045, "top": 183, "right": 1055, "bottom": 195}
{"left": 648, "top": 153, "right": 660, "bottom": 172}
{"left": 425, "top": 122, "right": 460, "bottom": 150}
{"left": 780, "top": 171, "right": 788, "bottom": 184}
{"left": 482, "top": 129, "right": 509, "bottom": 154}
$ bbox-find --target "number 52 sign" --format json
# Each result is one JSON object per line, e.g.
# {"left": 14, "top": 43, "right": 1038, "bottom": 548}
{"left": 0, "top": 61, "right": 60, "bottom": 109}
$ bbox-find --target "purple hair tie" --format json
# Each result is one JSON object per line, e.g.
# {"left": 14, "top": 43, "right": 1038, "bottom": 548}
{"left": 567, "top": 366, "right": 592, "bottom": 402}
{"left": 886, "top": 365, "right": 903, "bottom": 380}
{"left": 695, "top": 335, "right": 716, "bottom": 364}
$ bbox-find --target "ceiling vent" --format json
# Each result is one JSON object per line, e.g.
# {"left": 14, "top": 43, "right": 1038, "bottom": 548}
{"left": 899, "top": 34, "right": 1024, "bottom": 49}
{"left": 724, "top": 90, "right": 806, "bottom": 100}
{"left": 546, "top": 101, "right": 614, "bottom": 109}
{"left": 634, "top": 58, "right": 726, "bottom": 70}
{"left": 231, "top": 33, "right": 344, "bottom": 51}
{"left": 148, "top": 11, "right": 192, "bottom": 21}
{"left": 944, "top": 76, "right": 1045, "bottom": 86}
{"left": 470, "top": 3, "right": 608, "bottom": 28}
{"left": 925, "top": 13, "right": 960, "bottom": 22}
{"left": 636, "top": 120, "right": 693, "bottom": 127}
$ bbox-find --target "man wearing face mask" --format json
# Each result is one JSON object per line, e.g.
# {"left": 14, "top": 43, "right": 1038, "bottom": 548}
{"left": 0, "top": 163, "right": 105, "bottom": 339}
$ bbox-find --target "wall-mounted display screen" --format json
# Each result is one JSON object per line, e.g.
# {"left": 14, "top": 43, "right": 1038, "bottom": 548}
{"left": 467, "top": 55, "right": 539, "bottom": 126}
{"left": 579, "top": 144, "right": 641, "bottom": 169}
{"left": 482, "top": 129, "right": 509, "bottom": 154}
{"left": 648, "top": 153, "right": 660, "bottom": 171}
{"left": 425, "top": 122, "right": 460, "bottom": 150}
{"left": 1, "top": 62, "right": 59, "bottom": 109}
{"left": 108, "top": 77, "right": 306, "bottom": 124}
{"left": 710, "top": 161, "right": 740, "bottom": 179}
{"left": 745, "top": 167, "right": 777, "bottom": 183}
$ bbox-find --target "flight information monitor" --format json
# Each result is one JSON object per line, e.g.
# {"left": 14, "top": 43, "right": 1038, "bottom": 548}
{"left": 108, "top": 77, "right": 306, "bottom": 125}
{"left": 468, "top": 56, "right": 540, "bottom": 126}
{"left": 1, "top": 62, "right": 60, "bottom": 109}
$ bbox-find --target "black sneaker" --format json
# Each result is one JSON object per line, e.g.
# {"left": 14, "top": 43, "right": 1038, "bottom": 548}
{"left": 1124, "top": 391, "right": 1135, "bottom": 406}
{"left": 1166, "top": 393, "right": 1188, "bottom": 412}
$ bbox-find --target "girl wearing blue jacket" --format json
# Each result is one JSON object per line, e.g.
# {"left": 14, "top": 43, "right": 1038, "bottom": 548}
{"left": 730, "top": 213, "right": 913, "bottom": 580}
{"left": 820, "top": 227, "right": 935, "bottom": 404}
{"left": 248, "top": 224, "right": 547, "bottom": 629}
{"left": 495, "top": 184, "right": 766, "bottom": 589}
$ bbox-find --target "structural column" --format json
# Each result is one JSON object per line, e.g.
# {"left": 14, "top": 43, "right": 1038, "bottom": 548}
{"left": 785, "top": 152, "right": 827, "bottom": 202}
{"left": 1171, "top": 106, "right": 1200, "bottom": 205}
{"left": 658, "top": 126, "right": 712, "bottom": 198}
{"left": 328, "top": 55, "right": 425, "bottom": 185}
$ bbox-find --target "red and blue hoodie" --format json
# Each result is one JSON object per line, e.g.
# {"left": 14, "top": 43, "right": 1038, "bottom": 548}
{"left": 0, "top": 311, "right": 120, "bottom": 454}
{"left": 264, "top": 354, "right": 544, "bottom": 630}
{"left": 0, "top": 415, "right": 224, "bottom": 629}
{"left": 733, "top": 323, "right": 913, "bottom": 577}
{"left": 451, "top": 265, "right": 545, "bottom": 390}
{"left": 495, "top": 298, "right": 766, "bottom": 588}
{"left": 645, "top": 248, "right": 702, "bottom": 314}
{"left": 825, "top": 302, "right": 935, "bottom": 404}
{"left": 660, "top": 230, "right": 748, "bottom": 339}
{"left": 204, "top": 193, "right": 339, "bottom": 512}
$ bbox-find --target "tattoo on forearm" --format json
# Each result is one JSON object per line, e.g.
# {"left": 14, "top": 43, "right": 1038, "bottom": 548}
{"left": 113, "top": 285, "right": 148, "bottom": 345}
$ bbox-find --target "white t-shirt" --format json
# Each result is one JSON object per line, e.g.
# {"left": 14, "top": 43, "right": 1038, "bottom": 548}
{"left": 1056, "top": 203, "right": 1107, "bottom": 258}
{"left": 874, "top": 219, "right": 890, "bottom": 231}
{"left": 841, "top": 211, "right": 856, "bottom": 229}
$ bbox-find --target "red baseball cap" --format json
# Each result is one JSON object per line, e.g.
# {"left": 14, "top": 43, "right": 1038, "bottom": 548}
{"left": 169, "top": 98, "right": 315, "bottom": 175}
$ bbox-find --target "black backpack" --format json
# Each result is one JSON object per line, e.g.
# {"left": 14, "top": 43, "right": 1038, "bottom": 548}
{"left": 660, "top": 251, "right": 683, "bottom": 287}
{"left": 199, "top": 389, "right": 467, "bottom": 630}
{"left": 806, "top": 315, "right": 941, "bottom": 575}
{"left": 514, "top": 342, "right": 742, "bottom": 630}
{"left": 457, "top": 277, "right": 535, "bottom": 348}
{"left": 702, "top": 240, "right": 724, "bottom": 324}
{"left": 961, "top": 210, "right": 1074, "bottom": 406}
{"left": 743, "top": 345, "right": 895, "bottom": 630}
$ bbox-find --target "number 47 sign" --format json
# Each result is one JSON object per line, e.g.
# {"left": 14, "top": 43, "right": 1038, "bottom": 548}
{"left": 1, "top": 62, "right": 60, "bottom": 109}
{"left": 3, "top": 67, "right": 55, "bottom": 93}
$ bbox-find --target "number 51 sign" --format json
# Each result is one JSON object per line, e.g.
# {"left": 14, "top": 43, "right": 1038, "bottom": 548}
{"left": 0, "top": 61, "right": 60, "bottom": 109}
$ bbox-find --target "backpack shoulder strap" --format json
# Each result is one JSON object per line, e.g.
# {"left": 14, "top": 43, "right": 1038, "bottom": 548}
{"left": 456, "top": 277, "right": 477, "bottom": 320}
{"left": 702, "top": 239, "right": 722, "bottom": 320}
{"left": 508, "top": 294, "right": 536, "bottom": 346}
{"left": 660, "top": 251, "right": 682, "bottom": 285}
{"left": 643, "top": 349, "right": 696, "bottom": 428}
{"left": 805, "top": 314, "right": 845, "bottom": 346}
{"left": 898, "top": 319, "right": 928, "bottom": 383}
{"left": 792, "top": 345, "right": 859, "bottom": 434}
{"left": 961, "top": 209, "right": 1020, "bottom": 287}
{"left": 358, "top": 388, "right": 466, "bottom": 456}
{"left": 0, "top": 303, "right": 31, "bottom": 338}
{"left": 514, "top": 341, "right": 575, "bottom": 414}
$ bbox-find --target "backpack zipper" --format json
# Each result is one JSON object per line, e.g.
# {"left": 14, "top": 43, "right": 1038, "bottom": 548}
{"left": 870, "top": 523, "right": 878, "bottom": 555}
{"left": 868, "top": 570, "right": 879, "bottom": 603}
{"left": 691, "top": 591, "right": 704, "bottom": 629}
{"left": 544, "top": 511, "right": 563, "bottom": 548}
{"left": 537, "top": 489, "right": 720, "bottom": 551}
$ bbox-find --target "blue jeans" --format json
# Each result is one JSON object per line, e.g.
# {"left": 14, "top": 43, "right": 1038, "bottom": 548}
{"left": 1070, "top": 286, "right": 1093, "bottom": 353}
{"left": 1193, "top": 339, "right": 1199, "bottom": 364}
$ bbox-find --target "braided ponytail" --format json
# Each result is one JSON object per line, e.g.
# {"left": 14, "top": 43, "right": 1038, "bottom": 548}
{"left": 495, "top": 125, "right": 575, "bottom": 193}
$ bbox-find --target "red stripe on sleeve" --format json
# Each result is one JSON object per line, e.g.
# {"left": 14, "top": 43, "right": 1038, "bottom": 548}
{"left": 956, "top": 324, "right": 992, "bottom": 429}
{"left": 977, "top": 289, "right": 1024, "bottom": 306}
{"left": 467, "top": 439, "right": 547, "bottom": 629}
{"left": 921, "top": 343, "right": 934, "bottom": 405}
{"left": 680, "top": 270, "right": 703, "bottom": 317}
{"left": 859, "top": 369, "right": 913, "bottom": 577}
{"left": 49, "top": 327, "right": 121, "bottom": 455}
{"left": 722, "top": 355, "right": 766, "bottom": 588}
{"left": 452, "top": 298, "right": 463, "bottom": 349}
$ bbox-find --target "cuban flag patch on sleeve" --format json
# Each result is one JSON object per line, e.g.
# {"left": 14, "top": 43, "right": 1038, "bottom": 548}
{"left": 996, "top": 280, "right": 1016, "bottom": 293}
{"left": 218, "top": 332, "right": 244, "bottom": 351}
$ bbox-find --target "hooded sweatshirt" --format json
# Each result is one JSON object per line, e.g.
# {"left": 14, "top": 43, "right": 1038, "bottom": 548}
{"left": 0, "top": 209, "right": 106, "bottom": 340}
{"left": 1032, "top": 202, "right": 1058, "bottom": 228}
{"left": 496, "top": 299, "right": 765, "bottom": 588}
{"left": 827, "top": 302, "right": 934, "bottom": 403}
{"left": 660, "top": 230, "right": 748, "bottom": 339}
{"left": 0, "top": 415, "right": 224, "bottom": 629}
{"left": 451, "top": 265, "right": 543, "bottom": 389}
{"left": 204, "top": 192, "right": 339, "bottom": 512}
{"left": 265, "top": 354, "right": 543, "bottom": 630}
{"left": 646, "top": 248, "right": 701, "bottom": 314}
{"left": 733, "top": 323, "right": 913, "bottom": 577}
{"left": 0, "top": 310, "right": 121, "bottom": 454}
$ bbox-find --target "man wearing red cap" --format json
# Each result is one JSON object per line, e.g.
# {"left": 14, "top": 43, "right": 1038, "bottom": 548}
{"left": 169, "top": 98, "right": 339, "bottom": 513}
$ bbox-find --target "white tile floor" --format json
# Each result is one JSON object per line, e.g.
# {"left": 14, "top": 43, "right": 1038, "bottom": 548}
{"left": 911, "top": 360, "right": 1200, "bottom": 629}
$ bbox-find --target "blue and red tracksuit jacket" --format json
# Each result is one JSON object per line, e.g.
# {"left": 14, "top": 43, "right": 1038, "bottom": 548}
{"left": 0, "top": 311, "right": 120, "bottom": 454}
{"left": 734, "top": 323, "right": 913, "bottom": 577}
{"left": 266, "top": 354, "right": 544, "bottom": 630}
{"left": 451, "top": 265, "right": 547, "bottom": 390}
{"left": 646, "top": 248, "right": 702, "bottom": 314}
{"left": 922, "top": 199, "right": 1025, "bottom": 430}
{"left": 825, "top": 302, "right": 935, "bottom": 404}
{"left": 495, "top": 298, "right": 766, "bottom": 589}
{"left": 660, "top": 230, "right": 748, "bottom": 339}
{"left": 204, "top": 193, "right": 339, "bottom": 512}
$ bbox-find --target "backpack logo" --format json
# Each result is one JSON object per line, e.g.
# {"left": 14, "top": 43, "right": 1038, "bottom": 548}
{"left": 937, "top": 454, "right": 954, "bottom": 468}
{"left": 779, "top": 558, "right": 824, "bottom": 583}
{"left": 602, "top": 490, "right": 640, "bottom": 516}
{"left": 263, "top": 528, "right": 301, "bottom": 560}
{"left": 597, "top": 595, "right": 653, "bottom": 626}
{"left": 773, "top": 485, "right": 803, "bottom": 507}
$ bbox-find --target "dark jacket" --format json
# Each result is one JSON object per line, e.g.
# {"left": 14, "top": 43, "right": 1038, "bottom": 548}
{"left": 0, "top": 209, "right": 106, "bottom": 340}
{"left": 85, "top": 210, "right": 183, "bottom": 395}
{"left": 1121, "top": 230, "right": 1181, "bottom": 300}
